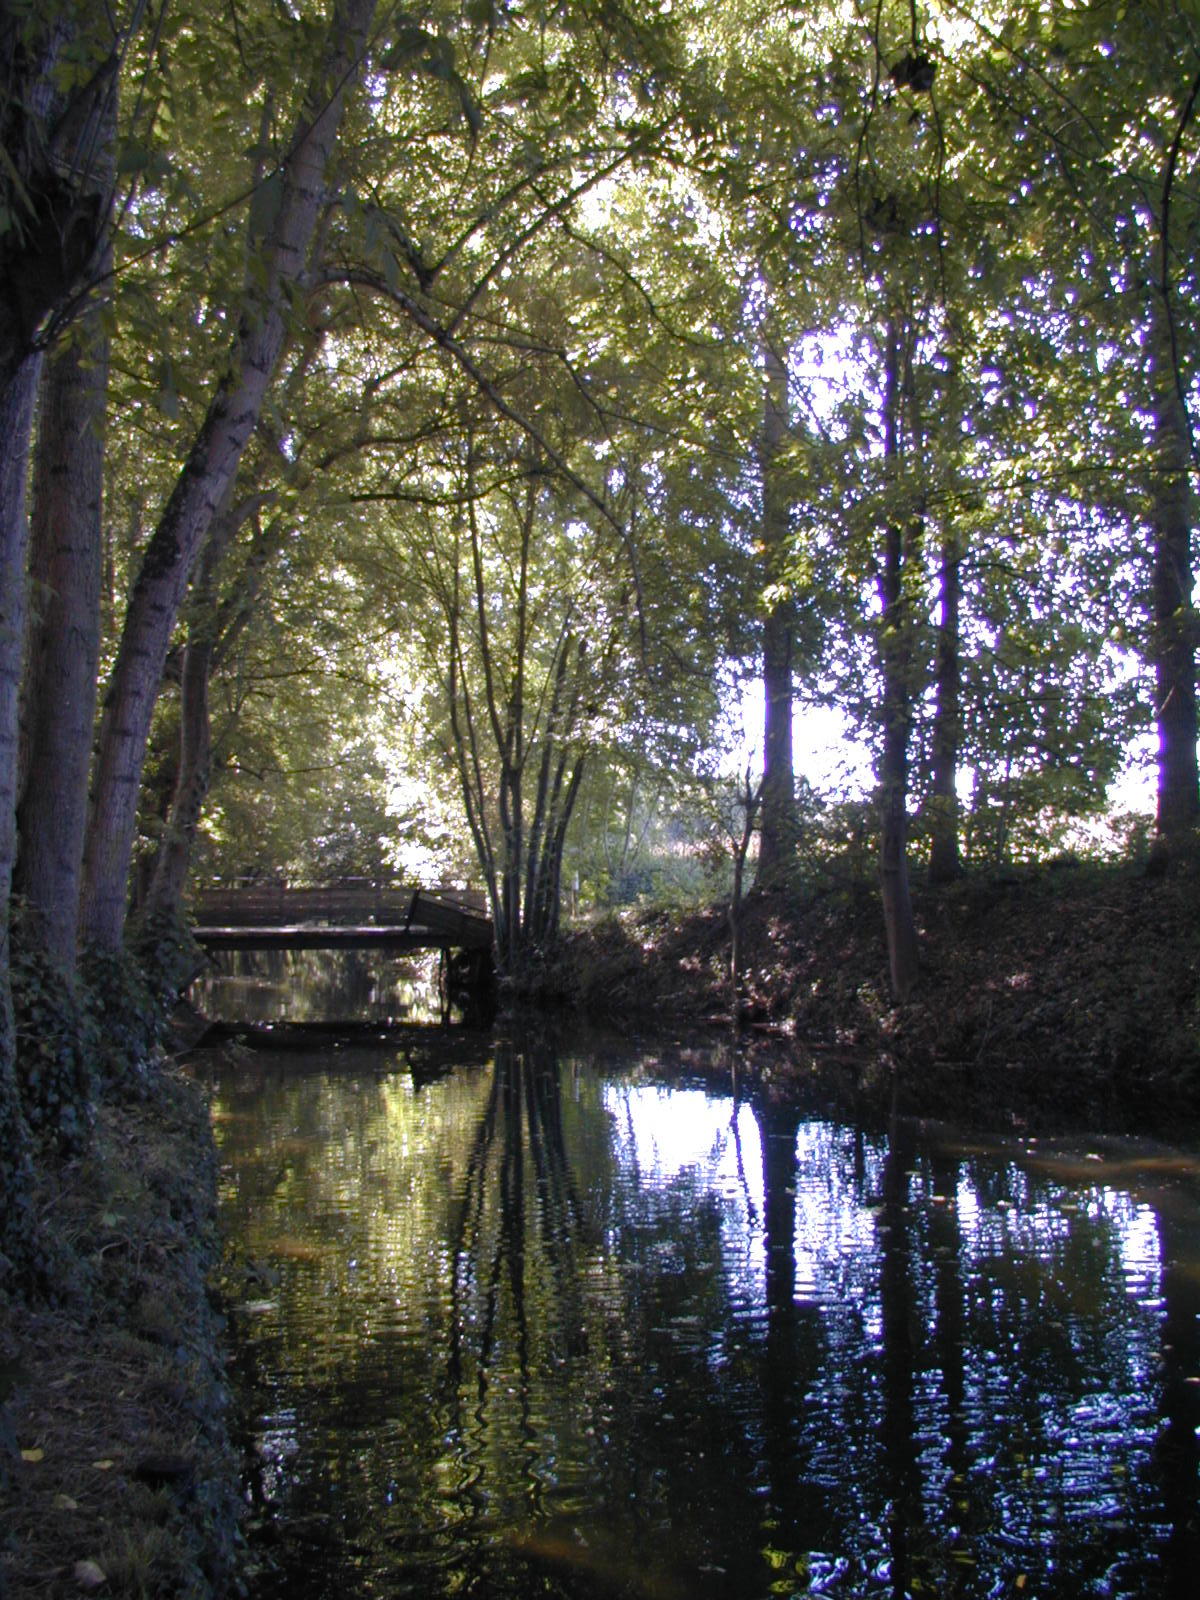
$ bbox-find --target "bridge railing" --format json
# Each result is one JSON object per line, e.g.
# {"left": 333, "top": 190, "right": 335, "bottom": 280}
{"left": 193, "top": 881, "right": 488, "bottom": 930}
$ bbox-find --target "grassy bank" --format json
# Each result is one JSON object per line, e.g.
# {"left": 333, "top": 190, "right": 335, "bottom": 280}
{"left": 0, "top": 1067, "right": 239, "bottom": 1598}
{"left": 553, "top": 855, "right": 1200, "bottom": 1133}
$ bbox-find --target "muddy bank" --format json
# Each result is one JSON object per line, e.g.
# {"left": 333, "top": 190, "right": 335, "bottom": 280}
{"left": 550, "top": 857, "right": 1200, "bottom": 1134}
{"left": 0, "top": 1067, "right": 240, "bottom": 1598}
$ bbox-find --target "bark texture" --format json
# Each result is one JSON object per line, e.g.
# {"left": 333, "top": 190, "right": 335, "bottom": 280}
{"left": 0, "top": 355, "right": 42, "bottom": 1276}
{"left": 14, "top": 305, "right": 107, "bottom": 971}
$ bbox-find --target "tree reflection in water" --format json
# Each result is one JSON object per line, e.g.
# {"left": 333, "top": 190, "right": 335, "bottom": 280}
{"left": 213, "top": 1032, "right": 1200, "bottom": 1600}
{"left": 438, "top": 1038, "right": 776, "bottom": 1598}
{"left": 1150, "top": 1183, "right": 1200, "bottom": 1600}
{"left": 443, "top": 1039, "right": 595, "bottom": 1509}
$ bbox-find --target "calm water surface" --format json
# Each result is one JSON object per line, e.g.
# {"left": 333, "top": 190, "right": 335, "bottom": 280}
{"left": 207, "top": 1031, "right": 1200, "bottom": 1599}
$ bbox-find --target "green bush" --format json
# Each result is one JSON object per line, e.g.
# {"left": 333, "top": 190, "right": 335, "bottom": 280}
{"left": 10, "top": 909, "right": 94, "bottom": 1154}
{"left": 128, "top": 904, "right": 206, "bottom": 1011}
{"left": 79, "top": 944, "right": 163, "bottom": 1101}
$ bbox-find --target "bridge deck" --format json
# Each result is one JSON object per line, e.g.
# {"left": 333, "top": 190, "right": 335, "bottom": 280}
{"left": 193, "top": 885, "right": 493, "bottom": 953}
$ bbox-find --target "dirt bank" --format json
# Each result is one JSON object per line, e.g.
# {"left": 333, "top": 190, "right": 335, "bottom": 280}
{"left": 552, "top": 856, "right": 1200, "bottom": 1134}
{"left": 0, "top": 1068, "right": 240, "bottom": 1598}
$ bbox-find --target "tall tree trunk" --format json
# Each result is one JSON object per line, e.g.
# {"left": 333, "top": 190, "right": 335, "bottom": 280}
{"left": 80, "top": 0, "right": 378, "bottom": 949}
{"left": 755, "top": 335, "right": 797, "bottom": 889}
{"left": 729, "top": 768, "right": 763, "bottom": 1008}
{"left": 142, "top": 632, "right": 213, "bottom": 926}
{"left": 14, "top": 297, "right": 108, "bottom": 971}
{"left": 140, "top": 491, "right": 259, "bottom": 925}
{"left": 1148, "top": 288, "right": 1198, "bottom": 844}
{"left": 877, "top": 320, "right": 920, "bottom": 999}
{"left": 927, "top": 525, "right": 962, "bottom": 885}
{"left": 0, "top": 355, "right": 42, "bottom": 1276}
{"left": 522, "top": 626, "right": 581, "bottom": 949}
{"left": 0, "top": 358, "right": 38, "bottom": 900}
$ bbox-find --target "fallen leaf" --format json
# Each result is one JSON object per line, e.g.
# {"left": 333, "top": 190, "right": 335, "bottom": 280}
{"left": 92, "top": 1459, "right": 115, "bottom": 1471}
{"left": 73, "top": 1558, "right": 108, "bottom": 1590}
{"left": 20, "top": 1447, "right": 43, "bottom": 1463}
{"left": 54, "top": 1493, "right": 80, "bottom": 1511}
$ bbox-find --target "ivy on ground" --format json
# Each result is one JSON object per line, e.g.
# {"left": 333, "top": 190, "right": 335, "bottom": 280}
{"left": 10, "top": 905, "right": 94, "bottom": 1154}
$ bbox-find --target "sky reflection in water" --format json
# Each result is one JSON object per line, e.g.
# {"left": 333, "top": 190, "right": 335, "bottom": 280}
{"left": 210, "top": 1036, "right": 1200, "bottom": 1599}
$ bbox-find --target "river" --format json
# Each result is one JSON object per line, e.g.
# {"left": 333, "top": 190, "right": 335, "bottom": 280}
{"left": 201, "top": 1007, "right": 1200, "bottom": 1599}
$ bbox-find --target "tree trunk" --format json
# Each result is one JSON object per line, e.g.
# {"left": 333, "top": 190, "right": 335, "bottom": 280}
{"left": 729, "top": 769, "right": 762, "bottom": 1009}
{"left": 0, "top": 357, "right": 38, "bottom": 905}
{"left": 0, "top": 355, "right": 42, "bottom": 1277}
{"left": 880, "top": 680, "right": 919, "bottom": 997}
{"left": 80, "top": 0, "right": 378, "bottom": 949}
{"left": 927, "top": 525, "right": 962, "bottom": 885}
{"left": 142, "top": 634, "right": 213, "bottom": 925}
{"left": 877, "top": 320, "right": 920, "bottom": 999}
{"left": 755, "top": 335, "right": 797, "bottom": 889}
{"left": 1148, "top": 289, "right": 1199, "bottom": 843}
{"left": 13, "top": 300, "right": 108, "bottom": 972}
{"left": 141, "top": 489, "right": 261, "bottom": 925}
{"left": 523, "top": 626, "right": 584, "bottom": 951}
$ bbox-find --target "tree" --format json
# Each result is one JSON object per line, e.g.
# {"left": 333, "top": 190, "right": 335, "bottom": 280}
{"left": 0, "top": 0, "right": 129, "bottom": 1265}
{"left": 364, "top": 430, "right": 638, "bottom": 972}
{"left": 944, "top": 0, "right": 1200, "bottom": 846}
{"left": 0, "top": 364, "right": 39, "bottom": 1277}
{"left": 80, "top": 0, "right": 380, "bottom": 949}
{"left": 1147, "top": 164, "right": 1199, "bottom": 844}
{"left": 874, "top": 310, "right": 922, "bottom": 997}
{"left": 755, "top": 330, "right": 800, "bottom": 887}
{"left": 14, "top": 298, "right": 108, "bottom": 971}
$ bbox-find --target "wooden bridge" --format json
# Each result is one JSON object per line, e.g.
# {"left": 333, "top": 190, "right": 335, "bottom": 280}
{"left": 192, "top": 882, "right": 493, "bottom": 954}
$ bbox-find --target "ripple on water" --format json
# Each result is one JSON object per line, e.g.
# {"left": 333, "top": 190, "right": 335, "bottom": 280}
{"left": 212, "top": 1039, "right": 1200, "bottom": 1600}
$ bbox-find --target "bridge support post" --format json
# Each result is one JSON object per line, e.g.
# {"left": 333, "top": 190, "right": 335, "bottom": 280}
{"left": 439, "top": 945, "right": 496, "bottom": 1024}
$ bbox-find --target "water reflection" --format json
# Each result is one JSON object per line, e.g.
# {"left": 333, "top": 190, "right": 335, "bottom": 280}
{"left": 209, "top": 1034, "right": 1200, "bottom": 1599}
{"left": 194, "top": 947, "right": 442, "bottom": 1024}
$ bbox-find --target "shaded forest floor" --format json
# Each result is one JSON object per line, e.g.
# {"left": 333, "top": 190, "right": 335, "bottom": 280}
{"left": 0, "top": 1071, "right": 239, "bottom": 1598}
{"left": 551, "top": 855, "right": 1200, "bottom": 1135}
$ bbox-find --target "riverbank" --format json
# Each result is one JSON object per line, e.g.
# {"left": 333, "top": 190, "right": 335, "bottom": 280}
{"left": 0, "top": 1066, "right": 240, "bottom": 1599}
{"left": 3, "top": 855, "right": 1196, "bottom": 1595}
{"left": 552, "top": 855, "right": 1200, "bottom": 1133}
